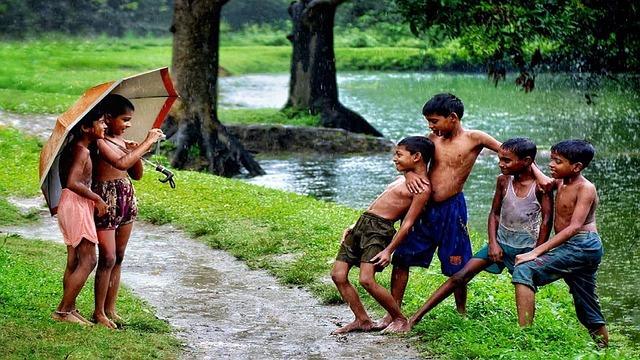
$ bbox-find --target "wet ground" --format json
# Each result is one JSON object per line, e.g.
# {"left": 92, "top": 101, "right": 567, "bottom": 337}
{"left": 0, "top": 134, "right": 424, "bottom": 360}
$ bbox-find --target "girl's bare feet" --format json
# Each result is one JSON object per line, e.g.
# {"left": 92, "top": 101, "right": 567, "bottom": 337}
{"left": 93, "top": 314, "right": 118, "bottom": 329}
{"left": 52, "top": 310, "right": 86, "bottom": 325}
{"left": 71, "top": 309, "right": 94, "bottom": 326}
{"left": 107, "top": 311, "right": 125, "bottom": 325}
{"left": 331, "top": 319, "right": 376, "bottom": 334}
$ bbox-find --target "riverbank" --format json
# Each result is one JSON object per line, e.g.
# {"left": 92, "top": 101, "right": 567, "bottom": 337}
{"left": 2, "top": 125, "right": 637, "bottom": 359}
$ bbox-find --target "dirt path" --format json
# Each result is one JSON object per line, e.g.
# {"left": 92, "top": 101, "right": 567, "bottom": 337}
{"left": 1, "top": 111, "right": 425, "bottom": 359}
{"left": 1, "top": 179, "right": 424, "bottom": 357}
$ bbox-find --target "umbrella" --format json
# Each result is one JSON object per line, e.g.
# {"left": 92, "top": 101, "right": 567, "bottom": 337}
{"left": 39, "top": 67, "right": 179, "bottom": 215}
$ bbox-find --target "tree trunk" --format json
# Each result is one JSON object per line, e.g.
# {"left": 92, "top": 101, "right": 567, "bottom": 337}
{"left": 167, "top": 0, "right": 264, "bottom": 177}
{"left": 284, "top": 0, "right": 383, "bottom": 137}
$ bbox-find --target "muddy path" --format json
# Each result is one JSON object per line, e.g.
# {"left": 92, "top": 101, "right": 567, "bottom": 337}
{"left": 2, "top": 199, "right": 424, "bottom": 359}
{"left": 1, "top": 111, "right": 425, "bottom": 359}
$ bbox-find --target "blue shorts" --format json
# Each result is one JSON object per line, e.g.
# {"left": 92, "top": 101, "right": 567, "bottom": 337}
{"left": 391, "top": 193, "right": 472, "bottom": 276}
{"left": 511, "top": 231, "right": 605, "bottom": 330}
{"left": 474, "top": 227, "right": 536, "bottom": 274}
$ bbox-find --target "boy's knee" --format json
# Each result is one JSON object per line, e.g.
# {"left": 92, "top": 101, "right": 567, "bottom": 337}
{"left": 100, "top": 254, "right": 117, "bottom": 268}
{"left": 331, "top": 267, "right": 348, "bottom": 284}
{"left": 450, "top": 270, "right": 471, "bottom": 286}
{"left": 358, "top": 274, "right": 377, "bottom": 290}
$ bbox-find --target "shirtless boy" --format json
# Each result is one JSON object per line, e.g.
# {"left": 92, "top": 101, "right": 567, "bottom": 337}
{"left": 52, "top": 108, "right": 108, "bottom": 325}
{"left": 387, "top": 137, "right": 553, "bottom": 333}
{"left": 330, "top": 136, "right": 434, "bottom": 334}
{"left": 377, "top": 93, "right": 502, "bottom": 331}
{"left": 512, "top": 139, "right": 609, "bottom": 347}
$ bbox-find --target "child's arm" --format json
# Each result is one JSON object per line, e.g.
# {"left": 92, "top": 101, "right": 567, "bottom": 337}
{"left": 124, "top": 140, "right": 145, "bottom": 180}
{"left": 404, "top": 171, "right": 430, "bottom": 194}
{"left": 487, "top": 176, "right": 507, "bottom": 262}
{"left": 370, "top": 189, "right": 430, "bottom": 267}
{"left": 97, "top": 129, "right": 164, "bottom": 171}
{"left": 66, "top": 148, "right": 108, "bottom": 217}
{"left": 516, "top": 183, "right": 596, "bottom": 265}
{"left": 535, "top": 188, "right": 554, "bottom": 247}
{"left": 474, "top": 130, "right": 502, "bottom": 153}
{"left": 532, "top": 162, "right": 555, "bottom": 192}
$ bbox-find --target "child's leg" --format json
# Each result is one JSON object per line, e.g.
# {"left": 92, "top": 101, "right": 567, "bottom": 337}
{"left": 330, "top": 260, "right": 374, "bottom": 334}
{"left": 53, "top": 240, "right": 97, "bottom": 324}
{"left": 514, "top": 284, "right": 536, "bottom": 326}
{"left": 374, "top": 265, "right": 410, "bottom": 329}
{"left": 358, "top": 263, "right": 406, "bottom": 324}
{"left": 105, "top": 222, "right": 133, "bottom": 321}
{"left": 405, "top": 258, "right": 489, "bottom": 331}
{"left": 94, "top": 229, "right": 118, "bottom": 329}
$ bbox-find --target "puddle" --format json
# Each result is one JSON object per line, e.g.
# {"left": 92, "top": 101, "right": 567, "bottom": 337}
{"left": 1, "top": 197, "right": 424, "bottom": 359}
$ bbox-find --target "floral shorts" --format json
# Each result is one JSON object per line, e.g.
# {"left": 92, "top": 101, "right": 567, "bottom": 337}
{"left": 92, "top": 177, "right": 138, "bottom": 230}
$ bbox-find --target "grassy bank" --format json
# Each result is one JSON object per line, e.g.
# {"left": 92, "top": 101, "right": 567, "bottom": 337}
{"left": 1, "top": 128, "right": 637, "bottom": 359}
{"left": 0, "top": 36, "right": 469, "bottom": 115}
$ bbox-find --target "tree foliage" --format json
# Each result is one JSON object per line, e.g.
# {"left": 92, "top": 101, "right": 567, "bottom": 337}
{"left": 393, "top": 0, "right": 640, "bottom": 91}
{"left": 0, "top": 0, "right": 174, "bottom": 38}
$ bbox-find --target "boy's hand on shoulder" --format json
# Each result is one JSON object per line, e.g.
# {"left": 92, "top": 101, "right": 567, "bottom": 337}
{"left": 404, "top": 171, "right": 430, "bottom": 194}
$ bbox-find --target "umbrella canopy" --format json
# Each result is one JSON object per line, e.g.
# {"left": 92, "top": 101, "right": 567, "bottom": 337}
{"left": 39, "top": 67, "right": 178, "bottom": 215}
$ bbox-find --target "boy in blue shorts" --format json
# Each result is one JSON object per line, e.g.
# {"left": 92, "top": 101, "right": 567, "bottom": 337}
{"left": 376, "top": 93, "right": 503, "bottom": 330}
{"left": 512, "top": 139, "right": 608, "bottom": 347}
{"left": 386, "top": 137, "right": 553, "bottom": 333}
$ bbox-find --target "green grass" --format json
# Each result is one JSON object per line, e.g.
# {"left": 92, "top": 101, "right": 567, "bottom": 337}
{"left": 0, "top": 234, "right": 181, "bottom": 359}
{"left": 0, "top": 36, "right": 448, "bottom": 115}
{"left": 1, "top": 128, "right": 638, "bottom": 359}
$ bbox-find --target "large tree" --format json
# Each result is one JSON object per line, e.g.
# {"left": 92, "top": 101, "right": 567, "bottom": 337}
{"left": 284, "top": 0, "right": 383, "bottom": 137}
{"left": 393, "top": 0, "right": 640, "bottom": 92}
{"left": 167, "top": 0, "right": 264, "bottom": 177}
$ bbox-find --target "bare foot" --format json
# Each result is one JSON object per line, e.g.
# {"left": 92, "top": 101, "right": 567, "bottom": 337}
{"left": 107, "top": 311, "right": 125, "bottom": 325}
{"left": 71, "top": 310, "right": 94, "bottom": 326}
{"left": 383, "top": 318, "right": 412, "bottom": 334}
{"left": 331, "top": 319, "right": 376, "bottom": 334}
{"left": 371, "top": 314, "right": 392, "bottom": 331}
{"left": 52, "top": 311, "right": 85, "bottom": 325}
{"left": 93, "top": 314, "right": 118, "bottom": 329}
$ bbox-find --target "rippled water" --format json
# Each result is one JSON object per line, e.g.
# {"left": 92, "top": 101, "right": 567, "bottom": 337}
{"left": 220, "top": 73, "right": 640, "bottom": 340}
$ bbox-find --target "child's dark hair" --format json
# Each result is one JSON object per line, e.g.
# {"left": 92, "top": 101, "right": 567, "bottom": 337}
{"left": 100, "top": 93, "right": 135, "bottom": 117}
{"left": 397, "top": 136, "right": 435, "bottom": 165}
{"left": 501, "top": 137, "right": 537, "bottom": 161}
{"left": 551, "top": 139, "right": 595, "bottom": 167}
{"left": 422, "top": 93, "right": 464, "bottom": 119}
{"left": 73, "top": 106, "right": 104, "bottom": 137}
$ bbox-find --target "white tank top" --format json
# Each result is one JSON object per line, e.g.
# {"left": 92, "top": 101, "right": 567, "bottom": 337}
{"left": 498, "top": 176, "right": 541, "bottom": 241}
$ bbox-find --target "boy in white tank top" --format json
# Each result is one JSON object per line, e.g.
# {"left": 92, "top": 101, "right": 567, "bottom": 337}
{"left": 386, "top": 137, "right": 553, "bottom": 333}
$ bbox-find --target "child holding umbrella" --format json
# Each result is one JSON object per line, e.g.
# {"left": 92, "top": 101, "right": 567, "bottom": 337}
{"left": 91, "top": 94, "right": 165, "bottom": 328}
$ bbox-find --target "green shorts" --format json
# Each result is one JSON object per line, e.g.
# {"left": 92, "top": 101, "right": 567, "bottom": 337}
{"left": 336, "top": 212, "right": 396, "bottom": 272}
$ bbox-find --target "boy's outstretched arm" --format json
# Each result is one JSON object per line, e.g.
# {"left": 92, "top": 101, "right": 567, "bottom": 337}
{"left": 371, "top": 190, "right": 430, "bottom": 267}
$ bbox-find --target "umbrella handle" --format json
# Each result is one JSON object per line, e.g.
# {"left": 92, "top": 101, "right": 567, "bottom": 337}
{"left": 156, "top": 165, "right": 176, "bottom": 189}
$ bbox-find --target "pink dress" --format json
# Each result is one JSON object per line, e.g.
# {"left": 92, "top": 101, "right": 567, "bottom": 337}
{"left": 57, "top": 188, "right": 99, "bottom": 248}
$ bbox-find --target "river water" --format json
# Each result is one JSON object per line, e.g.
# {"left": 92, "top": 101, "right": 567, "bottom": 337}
{"left": 219, "top": 73, "right": 640, "bottom": 340}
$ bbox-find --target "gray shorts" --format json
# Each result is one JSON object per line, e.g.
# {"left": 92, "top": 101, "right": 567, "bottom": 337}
{"left": 336, "top": 212, "right": 396, "bottom": 272}
{"left": 511, "top": 231, "right": 606, "bottom": 330}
